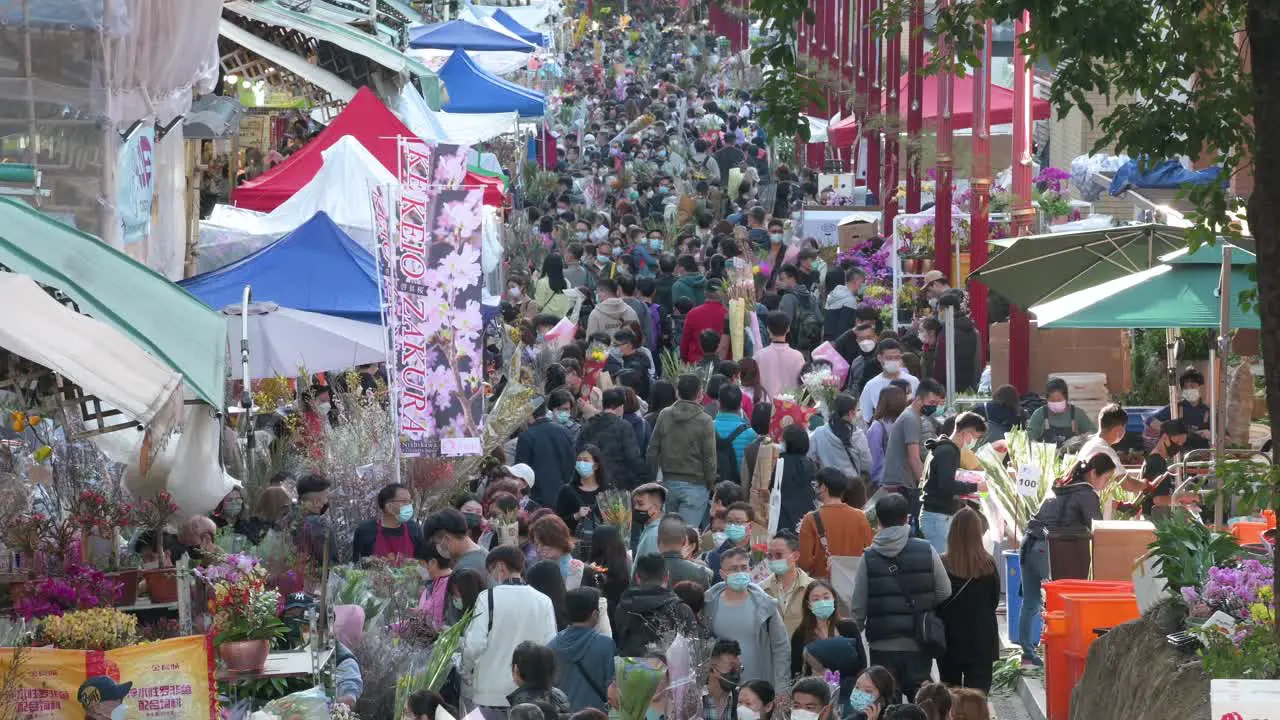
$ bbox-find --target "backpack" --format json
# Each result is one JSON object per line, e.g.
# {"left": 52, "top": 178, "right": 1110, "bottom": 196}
{"left": 716, "top": 424, "right": 750, "bottom": 485}
{"left": 793, "top": 293, "right": 824, "bottom": 353}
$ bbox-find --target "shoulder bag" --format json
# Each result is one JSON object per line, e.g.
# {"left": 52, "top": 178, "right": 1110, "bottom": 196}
{"left": 865, "top": 547, "right": 947, "bottom": 658}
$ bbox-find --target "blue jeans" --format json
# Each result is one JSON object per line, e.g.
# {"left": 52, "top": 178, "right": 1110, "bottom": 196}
{"left": 664, "top": 480, "right": 710, "bottom": 526}
{"left": 1018, "top": 540, "right": 1051, "bottom": 658}
{"left": 919, "top": 510, "right": 953, "bottom": 554}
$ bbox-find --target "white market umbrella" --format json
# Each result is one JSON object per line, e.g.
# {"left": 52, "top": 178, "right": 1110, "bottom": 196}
{"left": 222, "top": 302, "right": 386, "bottom": 379}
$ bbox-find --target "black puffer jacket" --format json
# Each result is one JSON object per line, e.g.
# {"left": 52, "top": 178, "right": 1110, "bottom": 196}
{"left": 613, "top": 584, "right": 699, "bottom": 657}
{"left": 576, "top": 412, "right": 650, "bottom": 489}
{"left": 507, "top": 685, "right": 571, "bottom": 719}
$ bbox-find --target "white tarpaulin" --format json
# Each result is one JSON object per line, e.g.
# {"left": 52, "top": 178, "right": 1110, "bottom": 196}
{"left": 0, "top": 272, "right": 183, "bottom": 428}
{"left": 396, "top": 84, "right": 517, "bottom": 146}
{"left": 409, "top": 45, "right": 534, "bottom": 76}
{"left": 197, "top": 135, "right": 393, "bottom": 272}
{"left": 223, "top": 302, "right": 387, "bottom": 379}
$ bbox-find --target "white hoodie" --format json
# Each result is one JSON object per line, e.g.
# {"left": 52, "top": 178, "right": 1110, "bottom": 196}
{"left": 461, "top": 583, "right": 557, "bottom": 707}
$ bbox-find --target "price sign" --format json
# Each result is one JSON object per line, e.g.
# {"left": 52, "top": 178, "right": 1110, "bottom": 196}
{"left": 1015, "top": 466, "right": 1041, "bottom": 497}
{"left": 1211, "top": 678, "right": 1280, "bottom": 720}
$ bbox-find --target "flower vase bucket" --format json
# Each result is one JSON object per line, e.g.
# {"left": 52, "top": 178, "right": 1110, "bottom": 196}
{"left": 219, "top": 639, "right": 270, "bottom": 673}
{"left": 143, "top": 568, "right": 178, "bottom": 603}
{"left": 497, "top": 522, "right": 520, "bottom": 547}
{"left": 111, "top": 570, "right": 140, "bottom": 606}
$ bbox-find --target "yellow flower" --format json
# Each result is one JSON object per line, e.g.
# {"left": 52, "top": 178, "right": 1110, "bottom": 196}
{"left": 33, "top": 445, "right": 52, "bottom": 463}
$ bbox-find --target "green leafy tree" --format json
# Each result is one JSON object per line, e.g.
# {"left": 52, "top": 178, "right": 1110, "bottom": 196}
{"left": 754, "top": 0, "right": 1278, "bottom": 634}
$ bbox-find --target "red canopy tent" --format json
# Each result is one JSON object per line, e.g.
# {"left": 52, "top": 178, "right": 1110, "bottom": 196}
{"left": 827, "top": 72, "right": 1051, "bottom": 147}
{"left": 231, "top": 86, "right": 504, "bottom": 210}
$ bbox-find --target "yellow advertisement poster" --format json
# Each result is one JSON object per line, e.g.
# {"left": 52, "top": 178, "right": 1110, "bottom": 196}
{"left": 102, "top": 636, "right": 216, "bottom": 720}
{"left": 0, "top": 648, "right": 86, "bottom": 719}
{"left": 0, "top": 636, "right": 215, "bottom": 720}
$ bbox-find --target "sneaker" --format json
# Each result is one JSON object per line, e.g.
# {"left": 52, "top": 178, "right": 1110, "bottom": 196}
{"left": 1021, "top": 652, "right": 1044, "bottom": 668}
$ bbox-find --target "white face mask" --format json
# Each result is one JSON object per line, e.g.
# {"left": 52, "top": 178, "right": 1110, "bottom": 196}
{"left": 882, "top": 359, "right": 901, "bottom": 374}
{"left": 857, "top": 339, "right": 876, "bottom": 353}
{"left": 791, "top": 711, "right": 819, "bottom": 720}
{"left": 1182, "top": 388, "right": 1201, "bottom": 403}
{"left": 736, "top": 707, "right": 759, "bottom": 720}
{"left": 111, "top": 705, "right": 128, "bottom": 720}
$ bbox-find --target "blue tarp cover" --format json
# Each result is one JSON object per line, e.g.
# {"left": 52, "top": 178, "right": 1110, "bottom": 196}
{"left": 179, "top": 211, "right": 379, "bottom": 322}
{"left": 1109, "top": 159, "right": 1225, "bottom": 196}
{"left": 491, "top": 9, "right": 544, "bottom": 46}
{"left": 438, "top": 50, "right": 545, "bottom": 117}
{"left": 409, "top": 19, "right": 534, "bottom": 52}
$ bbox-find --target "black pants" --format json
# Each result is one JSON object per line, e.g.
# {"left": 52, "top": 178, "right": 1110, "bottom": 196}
{"left": 869, "top": 648, "right": 933, "bottom": 703}
{"left": 938, "top": 657, "right": 994, "bottom": 694}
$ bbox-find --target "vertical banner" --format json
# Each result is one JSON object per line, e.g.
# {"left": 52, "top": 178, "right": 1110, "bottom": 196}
{"left": 117, "top": 123, "right": 156, "bottom": 253}
{"left": 0, "top": 647, "right": 86, "bottom": 719}
{"left": 371, "top": 183, "right": 399, "bottom": 374}
{"left": 390, "top": 139, "right": 485, "bottom": 457}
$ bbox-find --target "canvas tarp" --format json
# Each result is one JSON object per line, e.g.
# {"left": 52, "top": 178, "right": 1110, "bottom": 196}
{"left": 0, "top": 198, "right": 225, "bottom": 407}
{"left": 0, "top": 271, "right": 184, "bottom": 427}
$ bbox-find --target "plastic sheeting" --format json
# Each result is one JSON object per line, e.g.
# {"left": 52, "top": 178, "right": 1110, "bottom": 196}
{"left": 1108, "top": 158, "right": 1225, "bottom": 196}
{"left": 221, "top": 303, "right": 387, "bottom": 378}
{"left": 182, "top": 212, "right": 380, "bottom": 323}
{"left": 396, "top": 83, "right": 518, "bottom": 146}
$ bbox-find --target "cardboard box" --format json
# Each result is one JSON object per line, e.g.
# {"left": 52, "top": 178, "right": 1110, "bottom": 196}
{"left": 989, "top": 322, "right": 1131, "bottom": 395}
{"left": 838, "top": 214, "right": 880, "bottom": 250}
{"left": 1091, "top": 519, "right": 1156, "bottom": 581}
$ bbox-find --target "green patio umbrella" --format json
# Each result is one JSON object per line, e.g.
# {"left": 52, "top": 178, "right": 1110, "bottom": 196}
{"left": 1028, "top": 242, "right": 1258, "bottom": 329}
{"left": 967, "top": 223, "right": 1243, "bottom": 308}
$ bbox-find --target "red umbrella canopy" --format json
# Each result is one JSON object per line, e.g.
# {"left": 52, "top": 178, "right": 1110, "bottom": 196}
{"left": 827, "top": 72, "right": 1051, "bottom": 147}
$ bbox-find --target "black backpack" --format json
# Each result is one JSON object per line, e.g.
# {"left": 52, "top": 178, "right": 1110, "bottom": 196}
{"left": 716, "top": 424, "right": 750, "bottom": 485}
{"left": 793, "top": 293, "right": 824, "bottom": 352}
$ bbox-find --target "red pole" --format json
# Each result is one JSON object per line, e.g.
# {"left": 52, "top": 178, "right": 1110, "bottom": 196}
{"left": 1009, "top": 10, "right": 1035, "bottom": 393}
{"left": 934, "top": 0, "right": 954, "bottom": 283}
{"left": 905, "top": 0, "right": 924, "bottom": 213}
{"left": 881, "top": 3, "right": 901, "bottom": 230}
{"left": 969, "top": 19, "right": 993, "bottom": 359}
{"left": 866, "top": 0, "right": 881, "bottom": 204}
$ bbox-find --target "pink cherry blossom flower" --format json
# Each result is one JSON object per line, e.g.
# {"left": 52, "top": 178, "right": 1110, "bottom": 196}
{"left": 440, "top": 244, "right": 481, "bottom": 287}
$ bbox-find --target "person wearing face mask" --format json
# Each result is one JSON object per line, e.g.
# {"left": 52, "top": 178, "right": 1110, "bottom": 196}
{"left": 858, "top": 340, "right": 920, "bottom": 424}
{"left": 760, "top": 533, "right": 812, "bottom": 635}
{"left": 556, "top": 446, "right": 608, "bottom": 542}
{"left": 701, "top": 640, "right": 744, "bottom": 720}
{"left": 516, "top": 397, "right": 576, "bottom": 509}
{"left": 836, "top": 323, "right": 883, "bottom": 398}
{"left": 294, "top": 473, "right": 339, "bottom": 565}
{"left": 529, "top": 514, "right": 586, "bottom": 590}
{"left": 789, "top": 678, "right": 832, "bottom": 720}
{"left": 1147, "top": 367, "right": 1212, "bottom": 451}
{"left": 415, "top": 541, "right": 453, "bottom": 626}
{"left": 821, "top": 268, "right": 861, "bottom": 342}
{"left": 919, "top": 413, "right": 990, "bottom": 554}
{"left": 1017, "top": 452, "right": 1116, "bottom": 666}
{"left": 880, "top": 379, "right": 945, "bottom": 527}
{"left": 705, "top": 547, "right": 792, "bottom": 698}
{"left": 847, "top": 666, "right": 896, "bottom": 720}
{"left": 77, "top": 676, "right": 133, "bottom": 720}
{"left": 920, "top": 270, "right": 951, "bottom": 308}
{"left": 1133, "top": 419, "right": 1190, "bottom": 521}
{"left": 429, "top": 508, "right": 490, "bottom": 583}
{"left": 352, "top": 482, "right": 426, "bottom": 563}
{"left": 737, "top": 679, "right": 776, "bottom": 720}
{"left": 212, "top": 487, "right": 266, "bottom": 546}
{"left": 803, "top": 635, "right": 867, "bottom": 715}
{"left": 1076, "top": 403, "right": 1129, "bottom": 473}
{"left": 707, "top": 501, "right": 755, "bottom": 577}
{"left": 461, "top": 546, "right": 557, "bottom": 712}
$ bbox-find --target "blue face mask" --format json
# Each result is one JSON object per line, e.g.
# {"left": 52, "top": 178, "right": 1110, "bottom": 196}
{"left": 452, "top": 596, "right": 463, "bottom": 610}
{"left": 768, "top": 559, "right": 790, "bottom": 575}
{"left": 596, "top": 254, "right": 610, "bottom": 265}
{"left": 810, "top": 598, "right": 836, "bottom": 619}
{"left": 658, "top": 186, "right": 669, "bottom": 194}
{"left": 726, "top": 523, "right": 747, "bottom": 543}
{"left": 398, "top": 505, "right": 414, "bottom": 522}
{"left": 575, "top": 460, "right": 595, "bottom": 477}
{"left": 649, "top": 238, "right": 664, "bottom": 250}
{"left": 849, "top": 689, "right": 876, "bottom": 712}
{"left": 612, "top": 246, "right": 623, "bottom": 257}
{"left": 726, "top": 571, "right": 751, "bottom": 591}
{"left": 556, "top": 410, "right": 573, "bottom": 426}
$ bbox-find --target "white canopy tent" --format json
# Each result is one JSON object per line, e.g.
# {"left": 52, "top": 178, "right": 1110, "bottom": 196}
{"left": 0, "top": 272, "right": 184, "bottom": 430}
{"left": 197, "top": 136, "right": 395, "bottom": 272}
{"left": 222, "top": 302, "right": 387, "bottom": 379}
{"left": 395, "top": 83, "right": 518, "bottom": 146}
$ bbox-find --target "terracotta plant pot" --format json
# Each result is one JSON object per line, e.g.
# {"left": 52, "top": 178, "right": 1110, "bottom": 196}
{"left": 920, "top": 258, "right": 935, "bottom": 272}
{"left": 111, "top": 570, "right": 140, "bottom": 606}
{"left": 218, "top": 639, "right": 270, "bottom": 673}
{"left": 143, "top": 568, "right": 178, "bottom": 604}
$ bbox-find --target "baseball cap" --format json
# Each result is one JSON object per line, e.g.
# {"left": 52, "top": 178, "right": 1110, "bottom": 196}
{"left": 78, "top": 677, "right": 133, "bottom": 706}
{"left": 922, "top": 270, "right": 947, "bottom": 285}
{"left": 505, "top": 463, "right": 536, "bottom": 489}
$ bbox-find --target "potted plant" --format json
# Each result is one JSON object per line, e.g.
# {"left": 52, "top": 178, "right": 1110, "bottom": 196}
{"left": 69, "top": 489, "right": 139, "bottom": 605}
{"left": 134, "top": 491, "right": 180, "bottom": 603}
{"left": 197, "top": 553, "right": 287, "bottom": 673}
{"left": 15, "top": 563, "right": 122, "bottom": 621}
{"left": 39, "top": 607, "right": 138, "bottom": 650}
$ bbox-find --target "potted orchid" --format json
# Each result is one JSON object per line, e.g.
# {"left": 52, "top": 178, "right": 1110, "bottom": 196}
{"left": 197, "top": 553, "right": 287, "bottom": 673}
{"left": 69, "top": 489, "right": 139, "bottom": 605}
{"left": 134, "top": 490, "right": 180, "bottom": 603}
{"left": 1033, "top": 167, "right": 1074, "bottom": 221}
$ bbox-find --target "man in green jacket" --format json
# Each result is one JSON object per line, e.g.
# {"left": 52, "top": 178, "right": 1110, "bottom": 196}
{"left": 671, "top": 255, "right": 708, "bottom": 308}
{"left": 647, "top": 373, "right": 717, "bottom": 525}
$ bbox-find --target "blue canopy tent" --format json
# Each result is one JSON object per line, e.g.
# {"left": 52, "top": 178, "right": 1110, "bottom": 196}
{"left": 409, "top": 19, "right": 535, "bottom": 52}
{"left": 180, "top": 212, "right": 380, "bottom": 323}
{"left": 438, "top": 50, "right": 545, "bottom": 117}
{"left": 491, "top": 9, "right": 545, "bottom": 46}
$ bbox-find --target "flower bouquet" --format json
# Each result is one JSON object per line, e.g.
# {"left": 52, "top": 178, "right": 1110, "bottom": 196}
{"left": 614, "top": 657, "right": 666, "bottom": 720}
{"left": 799, "top": 367, "right": 842, "bottom": 417}
{"left": 768, "top": 396, "right": 817, "bottom": 442}
{"left": 596, "top": 490, "right": 633, "bottom": 539}
{"left": 584, "top": 340, "right": 609, "bottom": 389}
{"left": 40, "top": 607, "right": 138, "bottom": 650}
{"left": 493, "top": 505, "right": 521, "bottom": 547}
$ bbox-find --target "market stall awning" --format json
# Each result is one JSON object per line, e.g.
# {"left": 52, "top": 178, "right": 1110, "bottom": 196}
{"left": 0, "top": 198, "right": 225, "bottom": 407}
{"left": 0, "top": 272, "right": 184, "bottom": 426}
{"left": 396, "top": 83, "right": 518, "bottom": 146}
{"left": 219, "top": 18, "right": 358, "bottom": 104}
{"left": 223, "top": 302, "right": 387, "bottom": 379}
{"left": 1029, "top": 243, "right": 1259, "bottom": 329}
{"left": 437, "top": 49, "right": 545, "bottom": 117}
{"left": 409, "top": 19, "right": 536, "bottom": 52}
{"left": 827, "top": 72, "right": 1052, "bottom": 147}
{"left": 968, "top": 223, "right": 1199, "bottom": 309}
{"left": 231, "top": 86, "right": 412, "bottom": 212}
{"left": 181, "top": 211, "right": 380, "bottom": 323}
{"left": 491, "top": 8, "right": 546, "bottom": 46}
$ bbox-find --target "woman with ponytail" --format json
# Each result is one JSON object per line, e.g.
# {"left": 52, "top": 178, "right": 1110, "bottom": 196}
{"left": 1016, "top": 452, "right": 1117, "bottom": 667}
